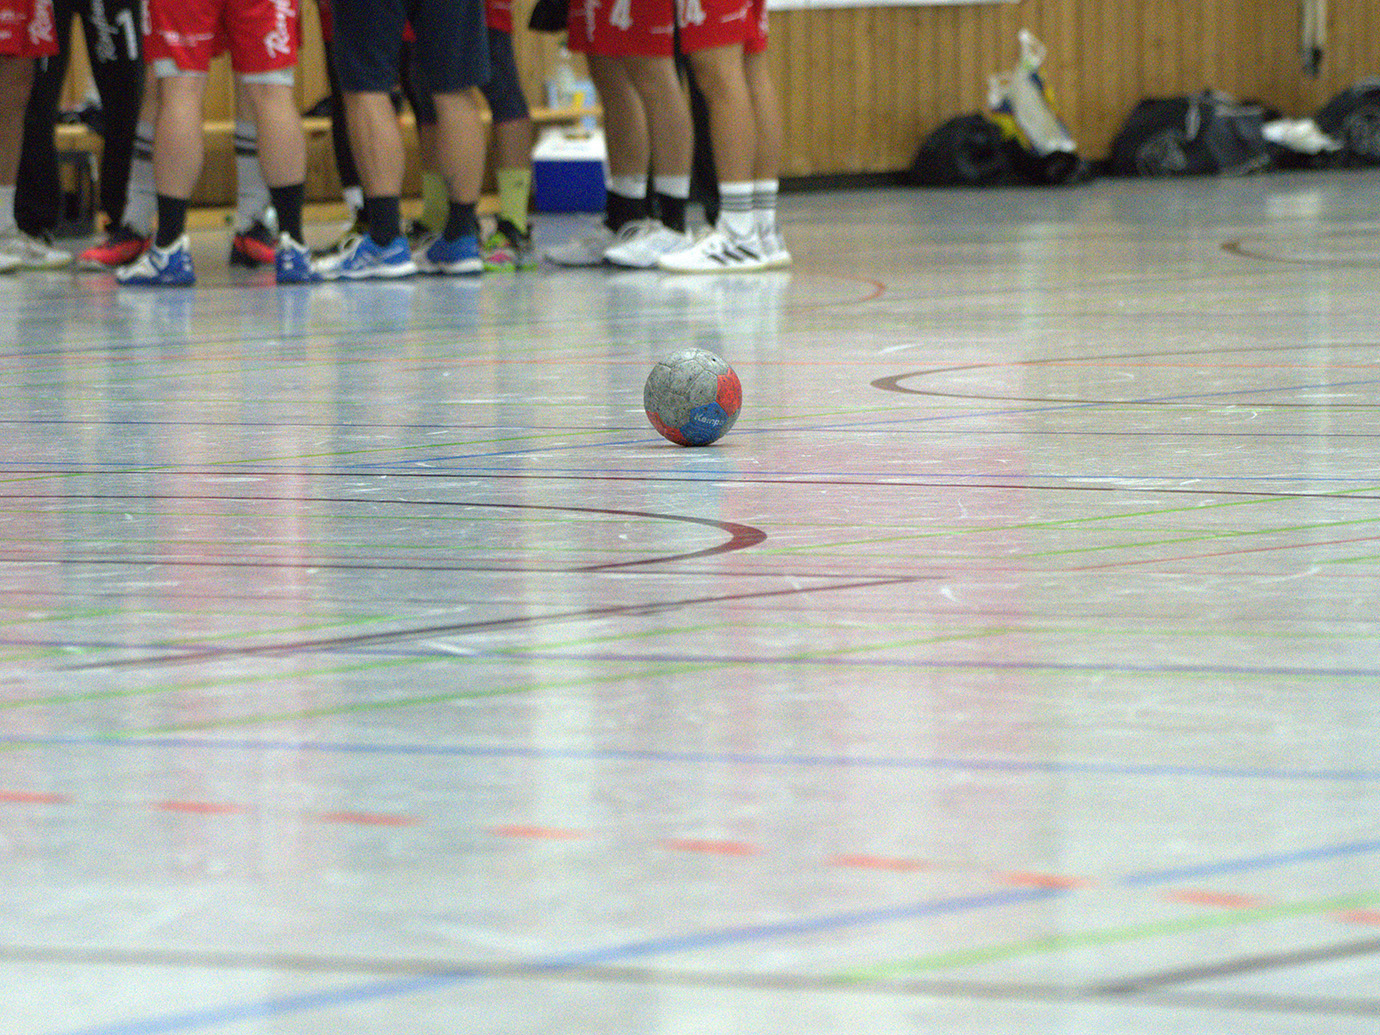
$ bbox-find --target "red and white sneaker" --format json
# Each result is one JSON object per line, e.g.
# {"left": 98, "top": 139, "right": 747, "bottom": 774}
{"left": 77, "top": 224, "right": 149, "bottom": 270}
{"left": 229, "top": 220, "right": 277, "bottom": 267}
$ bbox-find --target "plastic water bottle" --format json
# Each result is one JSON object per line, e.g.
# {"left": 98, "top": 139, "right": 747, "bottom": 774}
{"left": 552, "top": 45, "right": 579, "bottom": 109}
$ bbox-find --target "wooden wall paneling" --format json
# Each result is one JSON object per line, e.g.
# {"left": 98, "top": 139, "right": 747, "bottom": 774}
{"left": 853, "top": 8, "right": 877, "bottom": 171}
{"left": 49, "top": 1, "right": 1380, "bottom": 196}
{"left": 777, "top": 12, "right": 806, "bottom": 176}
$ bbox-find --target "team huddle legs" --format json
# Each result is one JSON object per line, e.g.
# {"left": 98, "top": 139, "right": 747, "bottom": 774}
{"left": 0, "top": 0, "right": 790, "bottom": 282}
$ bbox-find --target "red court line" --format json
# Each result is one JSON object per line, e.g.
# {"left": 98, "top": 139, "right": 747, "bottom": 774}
{"left": 0, "top": 789, "right": 69, "bottom": 804}
{"left": 1165, "top": 889, "right": 1267, "bottom": 908}
{"left": 1337, "top": 908, "right": 1380, "bottom": 926}
{"left": 320, "top": 811, "right": 420, "bottom": 827}
{"left": 493, "top": 824, "right": 585, "bottom": 840}
{"left": 664, "top": 838, "right": 760, "bottom": 857}
{"left": 995, "top": 871, "right": 1095, "bottom": 889}
{"left": 830, "top": 854, "right": 931, "bottom": 872}
{"left": 154, "top": 800, "right": 247, "bottom": 815}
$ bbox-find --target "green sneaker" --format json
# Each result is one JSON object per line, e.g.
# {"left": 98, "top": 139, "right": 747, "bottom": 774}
{"left": 482, "top": 220, "right": 537, "bottom": 272}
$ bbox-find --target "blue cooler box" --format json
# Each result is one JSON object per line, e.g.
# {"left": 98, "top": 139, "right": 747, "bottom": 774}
{"left": 532, "top": 127, "right": 607, "bottom": 213}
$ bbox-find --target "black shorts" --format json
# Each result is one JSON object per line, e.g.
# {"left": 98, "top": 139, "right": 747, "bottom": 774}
{"left": 409, "top": 28, "right": 527, "bottom": 127}
{"left": 333, "top": 0, "right": 490, "bottom": 94}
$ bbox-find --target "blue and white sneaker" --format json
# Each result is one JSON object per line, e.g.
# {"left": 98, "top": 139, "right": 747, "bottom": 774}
{"left": 315, "top": 233, "right": 417, "bottom": 280}
{"left": 115, "top": 234, "right": 195, "bottom": 286}
{"left": 415, "top": 233, "right": 482, "bottom": 276}
{"left": 275, "top": 234, "right": 321, "bottom": 284}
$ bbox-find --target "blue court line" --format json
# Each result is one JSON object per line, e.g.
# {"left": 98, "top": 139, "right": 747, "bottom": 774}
{"left": 1121, "top": 839, "right": 1380, "bottom": 886}
{"left": 3, "top": 733, "right": 1376, "bottom": 782}
{"left": 51, "top": 837, "right": 1380, "bottom": 1035}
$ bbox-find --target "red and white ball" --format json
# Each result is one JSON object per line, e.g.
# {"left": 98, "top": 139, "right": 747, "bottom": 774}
{"left": 644, "top": 348, "right": 742, "bottom": 446}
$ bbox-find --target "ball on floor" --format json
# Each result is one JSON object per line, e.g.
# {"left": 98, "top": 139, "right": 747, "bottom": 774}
{"left": 644, "top": 348, "right": 742, "bottom": 446}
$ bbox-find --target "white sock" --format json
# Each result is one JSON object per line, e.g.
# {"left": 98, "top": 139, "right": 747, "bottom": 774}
{"left": 125, "top": 120, "right": 157, "bottom": 236}
{"left": 608, "top": 175, "right": 648, "bottom": 200}
{"left": 752, "top": 178, "right": 779, "bottom": 236}
{"left": 234, "top": 120, "right": 272, "bottom": 232}
{"left": 0, "top": 185, "right": 15, "bottom": 234}
{"left": 652, "top": 174, "right": 690, "bottom": 199}
{"left": 718, "top": 181, "right": 755, "bottom": 238}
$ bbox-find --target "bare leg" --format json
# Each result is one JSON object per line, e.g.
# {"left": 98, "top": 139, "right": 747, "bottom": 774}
{"left": 0, "top": 56, "right": 33, "bottom": 190}
{"left": 744, "top": 49, "right": 781, "bottom": 181}
{"left": 620, "top": 54, "right": 691, "bottom": 180}
{"left": 431, "top": 88, "right": 486, "bottom": 204}
{"left": 684, "top": 43, "right": 754, "bottom": 184}
{"left": 154, "top": 74, "right": 208, "bottom": 199}
{"left": 344, "top": 91, "right": 405, "bottom": 197}
{"left": 588, "top": 54, "right": 648, "bottom": 181}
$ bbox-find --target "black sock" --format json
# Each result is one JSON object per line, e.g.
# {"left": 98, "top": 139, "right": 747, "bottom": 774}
{"left": 363, "top": 196, "right": 402, "bottom": 245}
{"left": 604, "top": 191, "right": 647, "bottom": 232}
{"left": 443, "top": 201, "right": 478, "bottom": 241}
{"left": 155, "top": 195, "right": 188, "bottom": 249}
{"left": 655, "top": 192, "right": 687, "bottom": 233}
{"left": 269, "top": 183, "right": 305, "bottom": 243}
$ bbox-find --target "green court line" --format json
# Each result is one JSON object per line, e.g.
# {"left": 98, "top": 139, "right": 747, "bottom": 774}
{"left": 105, "top": 659, "right": 724, "bottom": 739}
{"left": 0, "top": 655, "right": 430, "bottom": 716}
{"left": 838, "top": 889, "right": 1380, "bottom": 983}
{"left": 761, "top": 489, "right": 1380, "bottom": 557}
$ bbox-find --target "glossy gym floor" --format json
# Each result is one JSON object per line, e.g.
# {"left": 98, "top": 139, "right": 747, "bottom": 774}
{"left": 2, "top": 170, "right": 1378, "bottom": 1034}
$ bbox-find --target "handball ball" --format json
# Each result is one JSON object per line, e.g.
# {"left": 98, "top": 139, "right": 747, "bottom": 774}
{"left": 644, "top": 348, "right": 742, "bottom": 446}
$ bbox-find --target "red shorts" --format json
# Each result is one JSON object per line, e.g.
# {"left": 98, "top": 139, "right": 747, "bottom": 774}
{"left": 144, "top": 0, "right": 301, "bottom": 75}
{"left": 485, "top": 0, "right": 512, "bottom": 34}
{"left": 568, "top": 0, "right": 675, "bottom": 59}
{"left": 680, "top": 0, "right": 768, "bottom": 55}
{"left": 0, "top": 0, "right": 58, "bottom": 57}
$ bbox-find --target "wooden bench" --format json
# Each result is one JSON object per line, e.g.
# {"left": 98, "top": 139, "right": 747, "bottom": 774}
{"left": 55, "top": 103, "right": 601, "bottom": 208}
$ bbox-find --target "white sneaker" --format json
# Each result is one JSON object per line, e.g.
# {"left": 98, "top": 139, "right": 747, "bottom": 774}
{"left": 0, "top": 230, "right": 72, "bottom": 270}
{"left": 759, "top": 227, "right": 792, "bottom": 269}
{"left": 545, "top": 224, "right": 615, "bottom": 266}
{"left": 657, "top": 224, "right": 768, "bottom": 273}
{"left": 602, "top": 219, "right": 693, "bottom": 268}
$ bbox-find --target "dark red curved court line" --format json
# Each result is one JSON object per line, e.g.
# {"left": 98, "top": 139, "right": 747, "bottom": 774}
{"left": 62, "top": 576, "right": 921, "bottom": 672}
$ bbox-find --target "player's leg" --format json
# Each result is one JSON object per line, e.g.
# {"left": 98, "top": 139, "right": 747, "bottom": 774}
{"left": 81, "top": 0, "right": 145, "bottom": 237}
{"left": 317, "top": 0, "right": 417, "bottom": 278}
{"left": 660, "top": 41, "right": 763, "bottom": 271}
{"left": 408, "top": 0, "right": 490, "bottom": 276}
{"left": 477, "top": 23, "right": 536, "bottom": 271}
{"left": 14, "top": 0, "right": 72, "bottom": 240}
{"left": 114, "top": 61, "right": 203, "bottom": 285}
{"left": 1, "top": 0, "right": 70, "bottom": 269}
{"left": 545, "top": 52, "right": 649, "bottom": 266}
{"left": 228, "top": 78, "right": 277, "bottom": 267}
{"left": 744, "top": 39, "right": 788, "bottom": 267}
{"left": 601, "top": 50, "right": 693, "bottom": 268}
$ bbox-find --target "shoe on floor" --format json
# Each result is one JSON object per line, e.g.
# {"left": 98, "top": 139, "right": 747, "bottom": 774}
{"left": 229, "top": 219, "right": 276, "bottom": 267}
{"left": 602, "top": 219, "right": 692, "bottom": 269}
{"left": 658, "top": 225, "right": 768, "bottom": 273}
{"left": 0, "top": 230, "right": 72, "bottom": 271}
{"left": 315, "top": 233, "right": 417, "bottom": 280}
{"left": 545, "top": 224, "right": 615, "bottom": 266}
{"left": 275, "top": 234, "right": 321, "bottom": 284}
{"left": 78, "top": 224, "right": 150, "bottom": 270}
{"left": 416, "top": 233, "right": 482, "bottom": 275}
{"left": 115, "top": 235, "right": 195, "bottom": 286}
{"left": 482, "top": 220, "right": 538, "bottom": 272}
{"left": 759, "top": 227, "right": 792, "bottom": 269}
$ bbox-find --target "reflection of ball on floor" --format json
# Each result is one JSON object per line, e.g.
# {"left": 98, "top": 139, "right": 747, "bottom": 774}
{"left": 644, "top": 348, "right": 742, "bottom": 446}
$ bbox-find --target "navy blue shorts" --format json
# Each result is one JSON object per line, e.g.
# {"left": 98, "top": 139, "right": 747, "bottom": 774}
{"left": 410, "top": 29, "right": 528, "bottom": 126}
{"left": 333, "top": 0, "right": 490, "bottom": 94}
